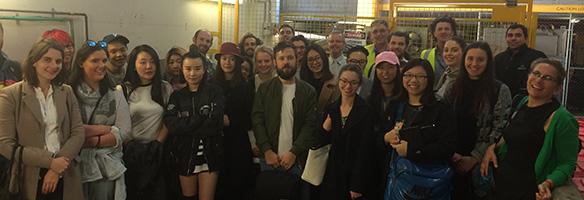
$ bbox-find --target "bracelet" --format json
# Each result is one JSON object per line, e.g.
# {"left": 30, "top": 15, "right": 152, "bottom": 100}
{"left": 96, "top": 136, "right": 101, "bottom": 147}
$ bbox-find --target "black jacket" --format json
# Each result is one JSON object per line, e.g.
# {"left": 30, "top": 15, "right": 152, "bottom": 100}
{"left": 397, "top": 100, "right": 457, "bottom": 164}
{"left": 163, "top": 83, "right": 225, "bottom": 172}
{"left": 319, "top": 96, "right": 375, "bottom": 200}
{"left": 495, "top": 44, "right": 546, "bottom": 96}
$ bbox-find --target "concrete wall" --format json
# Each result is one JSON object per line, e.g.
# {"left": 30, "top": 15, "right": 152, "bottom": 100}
{"left": 1, "top": 0, "right": 225, "bottom": 61}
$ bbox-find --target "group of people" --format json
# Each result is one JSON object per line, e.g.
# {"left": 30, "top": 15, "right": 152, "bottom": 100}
{"left": 0, "top": 14, "right": 580, "bottom": 200}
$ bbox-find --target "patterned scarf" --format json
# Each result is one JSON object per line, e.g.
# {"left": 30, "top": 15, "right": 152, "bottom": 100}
{"left": 75, "top": 82, "right": 116, "bottom": 125}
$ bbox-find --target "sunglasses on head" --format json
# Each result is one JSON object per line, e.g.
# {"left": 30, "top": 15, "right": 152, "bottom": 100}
{"left": 86, "top": 40, "right": 107, "bottom": 48}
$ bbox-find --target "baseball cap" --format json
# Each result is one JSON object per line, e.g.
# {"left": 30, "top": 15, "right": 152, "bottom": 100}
{"left": 102, "top": 33, "right": 129, "bottom": 45}
{"left": 374, "top": 51, "right": 400, "bottom": 67}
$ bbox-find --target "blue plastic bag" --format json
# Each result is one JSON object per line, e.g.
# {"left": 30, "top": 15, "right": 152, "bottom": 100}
{"left": 384, "top": 151, "right": 454, "bottom": 200}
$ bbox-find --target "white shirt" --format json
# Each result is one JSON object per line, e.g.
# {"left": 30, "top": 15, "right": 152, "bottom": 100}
{"left": 34, "top": 86, "right": 60, "bottom": 154}
{"left": 127, "top": 83, "right": 172, "bottom": 141}
{"left": 278, "top": 83, "right": 295, "bottom": 155}
{"left": 329, "top": 55, "right": 347, "bottom": 77}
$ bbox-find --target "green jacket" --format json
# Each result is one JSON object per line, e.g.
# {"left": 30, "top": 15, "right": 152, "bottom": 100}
{"left": 499, "top": 98, "right": 580, "bottom": 187}
{"left": 252, "top": 77, "right": 318, "bottom": 165}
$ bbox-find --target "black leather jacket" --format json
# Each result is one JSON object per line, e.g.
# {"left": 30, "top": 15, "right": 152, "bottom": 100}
{"left": 163, "top": 83, "right": 225, "bottom": 172}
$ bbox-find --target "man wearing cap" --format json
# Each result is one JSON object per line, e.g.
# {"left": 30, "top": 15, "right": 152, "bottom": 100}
{"left": 103, "top": 33, "right": 130, "bottom": 84}
{"left": 328, "top": 31, "right": 346, "bottom": 77}
{"left": 0, "top": 22, "right": 21, "bottom": 89}
{"left": 191, "top": 29, "right": 217, "bottom": 77}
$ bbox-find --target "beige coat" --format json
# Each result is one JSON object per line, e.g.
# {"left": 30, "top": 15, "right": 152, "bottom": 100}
{"left": 0, "top": 81, "right": 85, "bottom": 200}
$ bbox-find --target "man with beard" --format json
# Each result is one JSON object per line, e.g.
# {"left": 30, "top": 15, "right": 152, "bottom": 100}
{"left": 495, "top": 24, "right": 546, "bottom": 96}
{"left": 388, "top": 31, "right": 410, "bottom": 66}
{"left": 239, "top": 32, "right": 263, "bottom": 59}
{"left": 103, "top": 33, "right": 130, "bottom": 84}
{"left": 191, "top": 29, "right": 217, "bottom": 76}
{"left": 252, "top": 42, "right": 317, "bottom": 183}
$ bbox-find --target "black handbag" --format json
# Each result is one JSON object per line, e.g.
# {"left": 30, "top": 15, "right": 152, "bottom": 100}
{"left": 0, "top": 83, "right": 24, "bottom": 200}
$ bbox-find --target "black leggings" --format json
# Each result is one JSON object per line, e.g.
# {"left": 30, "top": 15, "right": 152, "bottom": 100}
{"left": 36, "top": 168, "right": 64, "bottom": 200}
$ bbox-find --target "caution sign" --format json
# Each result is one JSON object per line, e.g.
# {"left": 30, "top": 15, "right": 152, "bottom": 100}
{"left": 344, "top": 30, "right": 367, "bottom": 47}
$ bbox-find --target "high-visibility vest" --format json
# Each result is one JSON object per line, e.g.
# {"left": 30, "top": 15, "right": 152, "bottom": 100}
{"left": 364, "top": 44, "right": 376, "bottom": 78}
{"left": 420, "top": 47, "right": 437, "bottom": 70}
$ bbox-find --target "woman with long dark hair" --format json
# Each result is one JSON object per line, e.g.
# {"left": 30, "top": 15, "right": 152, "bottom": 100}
{"left": 444, "top": 42, "right": 511, "bottom": 199}
{"left": 68, "top": 40, "right": 131, "bottom": 200}
{"left": 163, "top": 49, "right": 225, "bottom": 200}
{"left": 0, "top": 40, "right": 84, "bottom": 200}
{"left": 367, "top": 51, "right": 402, "bottom": 199}
{"left": 121, "top": 44, "right": 174, "bottom": 200}
{"left": 211, "top": 42, "right": 254, "bottom": 200}
{"left": 300, "top": 44, "right": 338, "bottom": 114}
{"left": 383, "top": 59, "right": 456, "bottom": 200}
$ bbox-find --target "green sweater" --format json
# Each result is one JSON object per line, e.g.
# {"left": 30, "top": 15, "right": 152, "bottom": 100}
{"left": 499, "top": 98, "right": 580, "bottom": 187}
{"left": 252, "top": 77, "right": 318, "bottom": 165}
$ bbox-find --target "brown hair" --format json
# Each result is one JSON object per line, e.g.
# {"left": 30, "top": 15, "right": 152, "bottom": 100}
{"left": 22, "top": 40, "right": 66, "bottom": 86}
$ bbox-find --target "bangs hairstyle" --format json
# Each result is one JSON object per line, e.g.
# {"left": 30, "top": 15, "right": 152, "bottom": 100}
{"left": 368, "top": 59, "right": 402, "bottom": 103}
{"left": 300, "top": 44, "right": 334, "bottom": 82}
{"left": 450, "top": 41, "right": 496, "bottom": 114}
{"left": 124, "top": 44, "right": 166, "bottom": 107}
{"left": 402, "top": 58, "right": 436, "bottom": 105}
{"left": 22, "top": 39, "right": 66, "bottom": 86}
{"left": 181, "top": 49, "right": 209, "bottom": 86}
{"left": 68, "top": 42, "right": 115, "bottom": 96}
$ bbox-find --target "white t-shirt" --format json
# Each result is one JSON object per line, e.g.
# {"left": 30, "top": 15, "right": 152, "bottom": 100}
{"left": 278, "top": 83, "right": 296, "bottom": 155}
{"left": 127, "top": 83, "right": 172, "bottom": 141}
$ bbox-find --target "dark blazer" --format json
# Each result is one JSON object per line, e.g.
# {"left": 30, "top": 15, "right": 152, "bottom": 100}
{"left": 319, "top": 96, "right": 375, "bottom": 200}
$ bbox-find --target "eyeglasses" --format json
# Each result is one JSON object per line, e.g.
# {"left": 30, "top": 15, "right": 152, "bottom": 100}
{"left": 339, "top": 78, "right": 360, "bottom": 87}
{"left": 403, "top": 73, "right": 428, "bottom": 80}
{"left": 530, "top": 71, "right": 558, "bottom": 83}
{"left": 347, "top": 59, "right": 367, "bottom": 65}
{"left": 307, "top": 56, "right": 322, "bottom": 63}
{"left": 86, "top": 40, "right": 107, "bottom": 48}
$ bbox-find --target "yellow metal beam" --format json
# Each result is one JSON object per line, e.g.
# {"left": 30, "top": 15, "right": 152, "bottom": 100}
{"left": 234, "top": 0, "right": 239, "bottom": 43}
{"left": 217, "top": 0, "right": 223, "bottom": 46}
